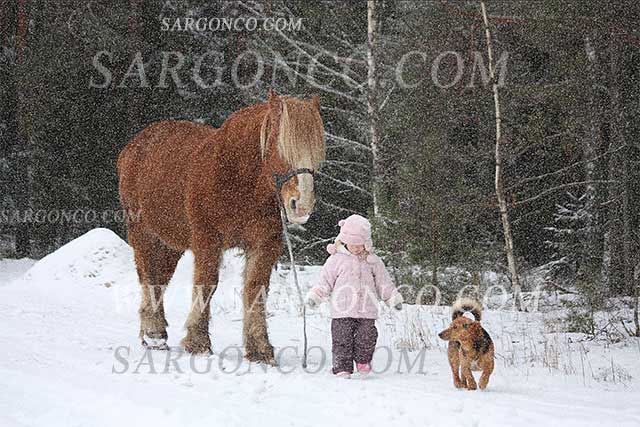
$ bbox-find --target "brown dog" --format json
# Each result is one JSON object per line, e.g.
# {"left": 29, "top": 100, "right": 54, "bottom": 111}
{"left": 438, "top": 298, "right": 494, "bottom": 390}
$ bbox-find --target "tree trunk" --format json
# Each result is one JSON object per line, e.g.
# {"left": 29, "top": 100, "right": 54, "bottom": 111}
{"left": 622, "top": 155, "right": 632, "bottom": 295}
{"left": 602, "top": 31, "right": 626, "bottom": 295}
{"left": 634, "top": 261, "right": 640, "bottom": 337}
{"left": 431, "top": 207, "right": 439, "bottom": 289}
{"left": 480, "top": 1, "right": 523, "bottom": 310}
{"left": 367, "top": 0, "right": 382, "bottom": 218}
{"left": 580, "top": 34, "right": 603, "bottom": 280}
{"left": 127, "top": 0, "right": 144, "bottom": 134}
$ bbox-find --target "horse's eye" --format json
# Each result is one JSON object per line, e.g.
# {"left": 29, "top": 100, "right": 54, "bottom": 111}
{"left": 462, "top": 324, "right": 468, "bottom": 329}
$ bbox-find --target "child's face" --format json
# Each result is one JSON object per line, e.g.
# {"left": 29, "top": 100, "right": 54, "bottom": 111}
{"left": 346, "top": 243, "right": 365, "bottom": 255}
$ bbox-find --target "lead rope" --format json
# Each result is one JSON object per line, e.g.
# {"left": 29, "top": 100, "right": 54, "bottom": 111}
{"left": 277, "top": 203, "right": 308, "bottom": 369}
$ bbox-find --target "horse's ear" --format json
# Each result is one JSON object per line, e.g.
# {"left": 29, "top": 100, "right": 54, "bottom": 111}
{"left": 311, "top": 95, "right": 320, "bottom": 111}
{"left": 268, "top": 89, "right": 282, "bottom": 114}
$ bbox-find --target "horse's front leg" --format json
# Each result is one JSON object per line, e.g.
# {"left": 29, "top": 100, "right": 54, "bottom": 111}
{"left": 242, "top": 238, "right": 281, "bottom": 364}
{"left": 182, "top": 235, "right": 223, "bottom": 354}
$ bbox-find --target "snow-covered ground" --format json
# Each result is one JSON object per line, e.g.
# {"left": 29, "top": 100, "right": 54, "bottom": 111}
{"left": 1, "top": 228, "right": 639, "bottom": 427}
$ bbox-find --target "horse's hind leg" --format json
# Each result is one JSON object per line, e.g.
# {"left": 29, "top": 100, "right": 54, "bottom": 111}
{"left": 182, "top": 234, "right": 223, "bottom": 354}
{"left": 242, "top": 238, "right": 281, "bottom": 364}
{"left": 130, "top": 230, "right": 182, "bottom": 349}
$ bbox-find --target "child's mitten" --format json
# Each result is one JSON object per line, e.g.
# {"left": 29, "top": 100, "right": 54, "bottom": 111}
{"left": 387, "top": 293, "right": 404, "bottom": 311}
{"left": 305, "top": 291, "right": 322, "bottom": 309}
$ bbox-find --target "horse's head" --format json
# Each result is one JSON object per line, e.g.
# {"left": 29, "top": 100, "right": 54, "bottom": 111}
{"left": 261, "top": 90, "right": 325, "bottom": 225}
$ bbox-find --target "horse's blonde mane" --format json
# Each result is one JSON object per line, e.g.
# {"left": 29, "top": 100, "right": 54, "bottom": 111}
{"left": 260, "top": 97, "right": 325, "bottom": 169}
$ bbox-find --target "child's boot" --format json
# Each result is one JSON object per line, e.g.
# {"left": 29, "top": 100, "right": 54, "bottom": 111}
{"left": 335, "top": 371, "right": 352, "bottom": 379}
{"left": 356, "top": 362, "right": 371, "bottom": 375}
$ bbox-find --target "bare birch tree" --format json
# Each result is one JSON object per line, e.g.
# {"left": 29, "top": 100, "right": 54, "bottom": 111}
{"left": 367, "top": 0, "right": 382, "bottom": 219}
{"left": 480, "top": 1, "right": 523, "bottom": 310}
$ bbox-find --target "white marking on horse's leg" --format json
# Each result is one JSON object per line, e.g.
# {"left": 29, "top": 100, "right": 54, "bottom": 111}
{"left": 142, "top": 334, "right": 169, "bottom": 350}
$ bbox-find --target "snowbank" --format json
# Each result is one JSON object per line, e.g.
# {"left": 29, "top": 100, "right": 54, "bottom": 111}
{"left": 23, "top": 228, "right": 134, "bottom": 288}
{"left": 17, "top": 227, "right": 313, "bottom": 316}
{"left": 0, "top": 258, "right": 35, "bottom": 286}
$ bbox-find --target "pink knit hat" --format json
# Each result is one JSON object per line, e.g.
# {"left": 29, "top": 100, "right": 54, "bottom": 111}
{"left": 326, "top": 214, "right": 373, "bottom": 255}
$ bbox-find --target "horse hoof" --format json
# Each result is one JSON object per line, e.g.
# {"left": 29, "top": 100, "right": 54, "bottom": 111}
{"left": 245, "top": 351, "right": 277, "bottom": 366}
{"left": 184, "top": 345, "right": 212, "bottom": 355}
{"left": 142, "top": 335, "right": 169, "bottom": 350}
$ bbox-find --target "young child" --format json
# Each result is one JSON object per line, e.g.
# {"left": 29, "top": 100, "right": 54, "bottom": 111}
{"left": 305, "top": 214, "right": 403, "bottom": 378}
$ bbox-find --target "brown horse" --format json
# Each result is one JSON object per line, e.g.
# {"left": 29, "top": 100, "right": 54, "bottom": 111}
{"left": 117, "top": 90, "right": 325, "bottom": 363}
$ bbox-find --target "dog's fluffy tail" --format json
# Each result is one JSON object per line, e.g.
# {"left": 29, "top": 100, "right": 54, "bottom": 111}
{"left": 451, "top": 298, "right": 482, "bottom": 321}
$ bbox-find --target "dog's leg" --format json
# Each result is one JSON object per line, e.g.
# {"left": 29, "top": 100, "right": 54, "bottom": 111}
{"left": 447, "top": 343, "right": 464, "bottom": 388}
{"left": 479, "top": 356, "right": 494, "bottom": 390}
{"left": 459, "top": 374, "right": 467, "bottom": 389}
{"left": 460, "top": 360, "right": 477, "bottom": 390}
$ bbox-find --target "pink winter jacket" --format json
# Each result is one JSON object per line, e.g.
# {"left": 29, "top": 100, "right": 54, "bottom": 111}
{"left": 306, "top": 246, "right": 403, "bottom": 319}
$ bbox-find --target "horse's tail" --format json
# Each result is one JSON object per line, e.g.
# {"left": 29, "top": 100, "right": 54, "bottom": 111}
{"left": 117, "top": 134, "right": 146, "bottom": 233}
{"left": 451, "top": 297, "right": 482, "bottom": 321}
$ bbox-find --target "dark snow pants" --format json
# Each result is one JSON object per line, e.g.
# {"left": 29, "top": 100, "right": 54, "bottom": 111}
{"left": 331, "top": 318, "right": 378, "bottom": 374}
